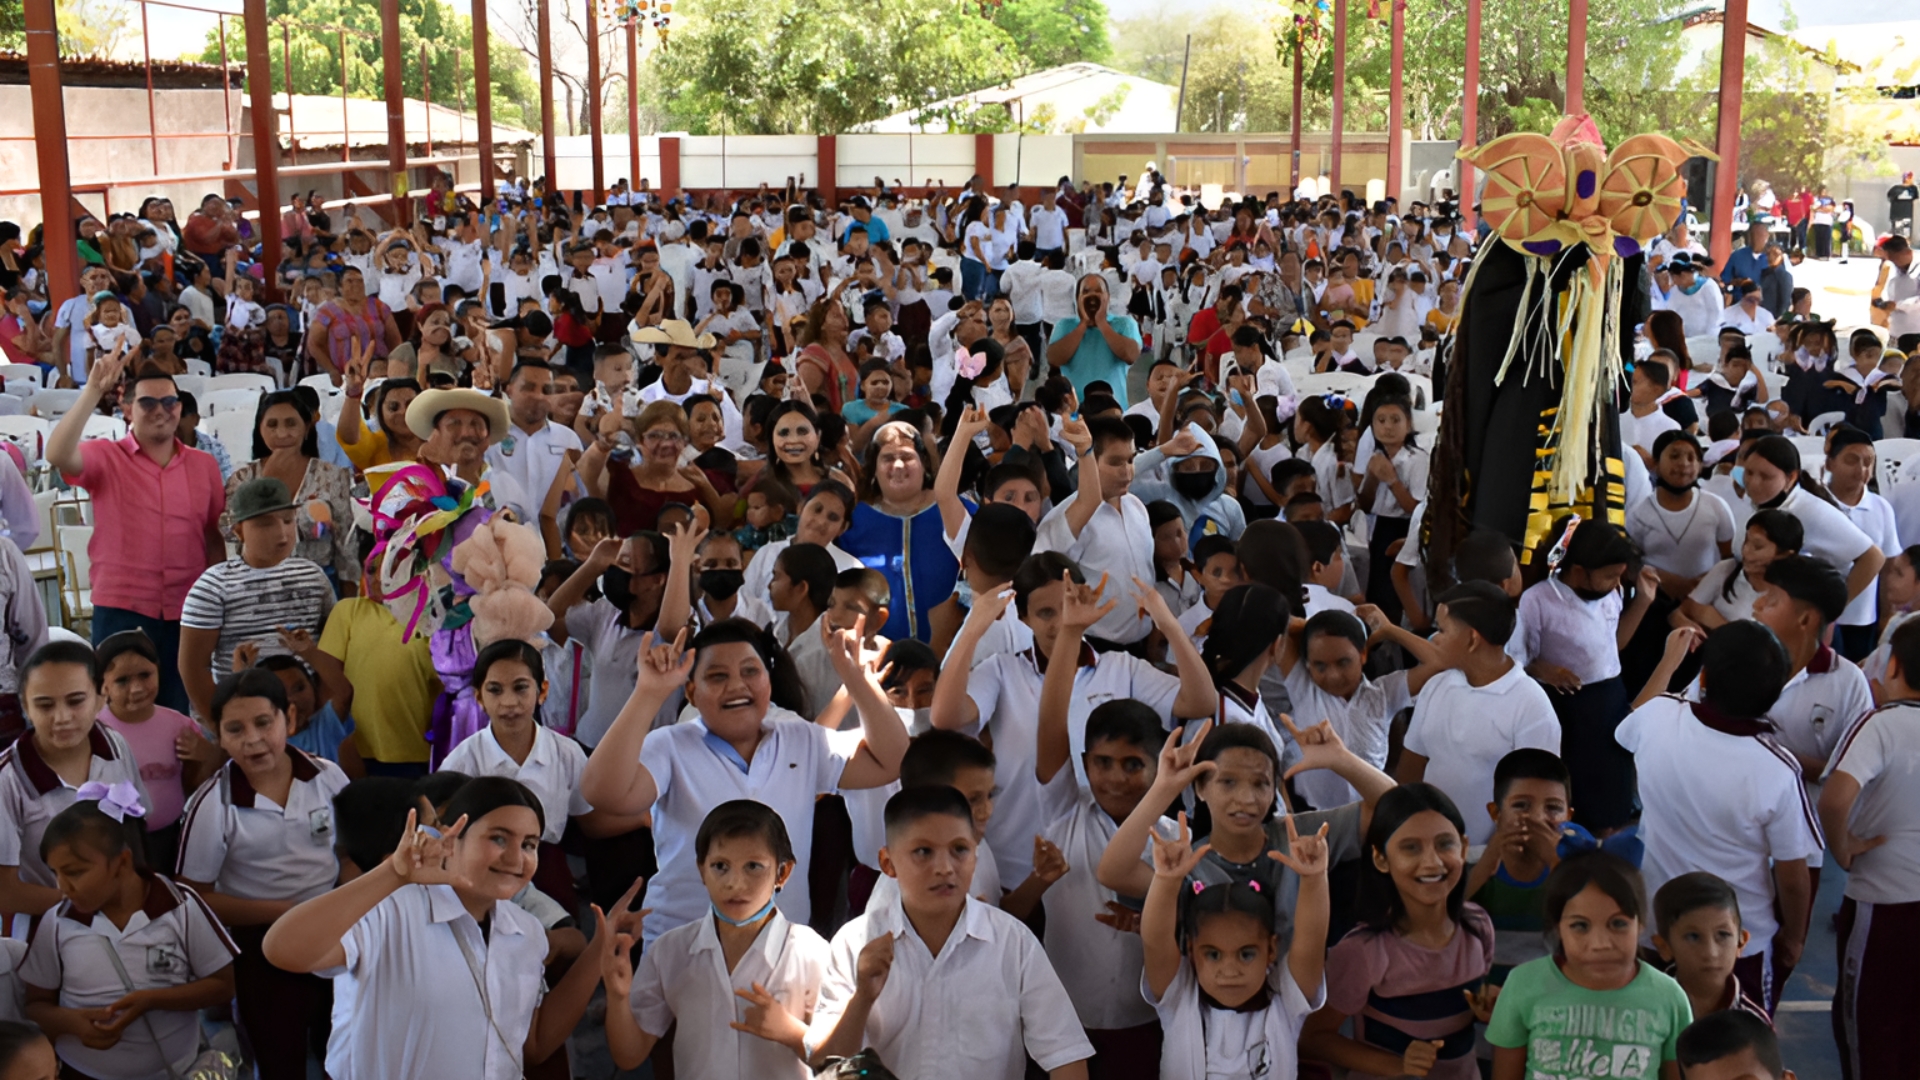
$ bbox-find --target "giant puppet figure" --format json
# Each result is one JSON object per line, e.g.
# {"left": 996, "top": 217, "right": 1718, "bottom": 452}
{"left": 1425, "top": 114, "right": 1713, "bottom": 581}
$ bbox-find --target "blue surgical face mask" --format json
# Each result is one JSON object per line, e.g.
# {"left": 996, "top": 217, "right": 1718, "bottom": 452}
{"left": 1730, "top": 465, "right": 1746, "bottom": 489}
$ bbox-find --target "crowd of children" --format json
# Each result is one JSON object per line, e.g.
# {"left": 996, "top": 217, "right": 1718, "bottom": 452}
{"left": 0, "top": 171, "right": 1911, "bottom": 1080}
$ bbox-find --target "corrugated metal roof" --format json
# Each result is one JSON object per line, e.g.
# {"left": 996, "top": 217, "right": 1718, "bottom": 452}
{"left": 273, "top": 92, "right": 536, "bottom": 150}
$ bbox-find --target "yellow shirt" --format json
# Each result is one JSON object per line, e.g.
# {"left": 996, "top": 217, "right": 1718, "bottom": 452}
{"left": 337, "top": 426, "right": 398, "bottom": 473}
{"left": 319, "top": 597, "right": 441, "bottom": 763}
{"left": 1426, "top": 308, "right": 1459, "bottom": 335}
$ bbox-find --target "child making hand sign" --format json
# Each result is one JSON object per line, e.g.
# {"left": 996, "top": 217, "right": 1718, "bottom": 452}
{"left": 1141, "top": 806, "right": 1331, "bottom": 1080}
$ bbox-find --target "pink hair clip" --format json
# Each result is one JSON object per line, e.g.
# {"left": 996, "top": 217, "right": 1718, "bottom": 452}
{"left": 955, "top": 346, "right": 986, "bottom": 380}
{"left": 1248, "top": 880, "right": 1261, "bottom": 893}
{"left": 1191, "top": 881, "right": 1205, "bottom": 895}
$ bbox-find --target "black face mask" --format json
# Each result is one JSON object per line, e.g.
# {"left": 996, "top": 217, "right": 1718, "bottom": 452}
{"left": 699, "top": 569, "right": 746, "bottom": 602}
{"left": 1653, "top": 476, "right": 1695, "bottom": 494}
{"left": 1172, "top": 470, "right": 1217, "bottom": 500}
{"left": 1569, "top": 584, "right": 1614, "bottom": 603}
{"left": 601, "top": 567, "right": 635, "bottom": 612}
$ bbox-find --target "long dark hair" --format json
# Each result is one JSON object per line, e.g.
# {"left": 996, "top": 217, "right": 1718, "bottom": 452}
{"left": 1353, "top": 783, "right": 1475, "bottom": 936}
{"left": 1747, "top": 434, "right": 1838, "bottom": 507}
{"left": 1727, "top": 509, "right": 1803, "bottom": 603}
{"left": 687, "top": 617, "right": 808, "bottom": 716}
{"left": 250, "top": 389, "right": 319, "bottom": 460}
{"left": 1201, "top": 583, "right": 1288, "bottom": 686}
{"left": 765, "top": 399, "right": 827, "bottom": 488}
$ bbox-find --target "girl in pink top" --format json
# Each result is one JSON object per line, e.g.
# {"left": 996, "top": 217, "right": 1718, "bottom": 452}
{"left": 90, "top": 631, "right": 217, "bottom": 871}
{"left": 1301, "top": 783, "right": 1498, "bottom": 1080}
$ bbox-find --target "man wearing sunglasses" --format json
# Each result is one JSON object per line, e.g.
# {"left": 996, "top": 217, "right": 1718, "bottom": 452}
{"left": 45, "top": 345, "right": 227, "bottom": 714}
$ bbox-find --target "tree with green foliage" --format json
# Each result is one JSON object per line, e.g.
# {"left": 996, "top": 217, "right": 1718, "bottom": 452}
{"left": 989, "top": 0, "right": 1111, "bottom": 70}
{"left": 196, "top": 0, "right": 540, "bottom": 130}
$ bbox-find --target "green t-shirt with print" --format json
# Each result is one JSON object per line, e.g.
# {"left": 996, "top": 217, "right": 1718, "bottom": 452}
{"left": 1485, "top": 956, "right": 1692, "bottom": 1079}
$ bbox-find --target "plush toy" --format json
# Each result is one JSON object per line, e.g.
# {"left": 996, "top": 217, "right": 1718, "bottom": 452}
{"left": 449, "top": 516, "right": 553, "bottom": 649}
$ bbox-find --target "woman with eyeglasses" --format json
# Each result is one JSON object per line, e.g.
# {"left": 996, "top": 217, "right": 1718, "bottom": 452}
{"left": 579, "top": 400, "right": 731, "bottom": 535}
{"left": 221, "top": 389, "right": 358, "bottom": 587}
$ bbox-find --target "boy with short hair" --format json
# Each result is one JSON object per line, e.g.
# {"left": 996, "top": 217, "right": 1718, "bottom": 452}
{"left": 946, "top": 503, "right": 1038, "bottom": 669}
{"left": 808, "top": 786, "right": 1095, "bottom": 1080}
{"left": 691, "top": 530, "right": 772, "bottom": 629}
{"left": 1173, "top": 534, "right": 1241, "bottom": 649}
{"left": 828, "top": 568, "right": 891, "bottom": 650}
{"left": 1295, "top": 519, "right": 1356, "bottom": 616}
{"left": 179, "top": 478, "right": 335, "bottom": 722}
{"left": 574, "top": 342, "right": 641, "bottom": 442}
{"left": 1818, "top": 616, "right": 1920, "bottom": 1079}
{"left": 1035, "top": 417, "right": 1156, "bottom": 651}
{"left": 862, "top": 731, "right": 1006, "bottom": 911}
{"left": 1466, "top": 748, "right": 1572, "bottom": 983}
{"left": 1281, "top": 605, "right": 1442, "bottom": 810}
{"left": 1396, "top": 582, "right": 1560, "bottom": 846}
{"left": 1617, "top": 619, "right": 1819, "bottom": 1015}
{"left": 736, "top": 475, "right": 801, "bottom": 555}
{"left": 1751, "top": 554, "right": 1873, "bottom": 780}
{"left": 1676, "top": 1010, "right": 1796, "bottom": 1080}
{"left": 1653, "top": 871, "right": 1770, "bottom": 1023}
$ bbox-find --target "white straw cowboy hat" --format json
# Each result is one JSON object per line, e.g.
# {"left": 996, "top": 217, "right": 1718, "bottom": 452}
{"left": 405, "top": 387, "right": 511, "bottom": 444}
{"left": 631, "top": 319, "right": 717, "bottom": 349}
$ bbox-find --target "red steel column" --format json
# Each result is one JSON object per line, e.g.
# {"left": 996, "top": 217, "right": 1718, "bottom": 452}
{"left": 586, "top": 0, "right": 604, "bottom": 204}
{"left": 25, "top": 0, "right": 76, "bottom": 314}
{"left": 627, "top": 19, "right": 640, "bottom": 193}
{"left": 381, "top": 0, "right": 410, "bottom": 222}
{"left": 537, "top": 0, "right": 557, "bottom": 191}
{"left": 1330, "top": 0, "right": 1346, "bottom": 199}
{"left": 974, "top": 132, "right": 995, "bottom": 192}
{"left": 1710, "top": 0, "right": 1748, "bottom": 264}
{"left": 1460, "top": 0, "right": 1480, "bottom": 229}
{"left": 817, "top": 135, "right": 838, "bottom": 207}
{"left": 1289, "top": 33, "right": 1302, "bottom": 190}
{"left": 660, "top": 135, "right": 681, "bottom": 199}
{"left": 1387, "top": 0, "right": 1404, "bottom": 204}
{"left": 1567, "top": 0, "right": 1588, "bottom": 114}
{"left": 242, "top": 0, "right": 283, "bottom": 298}
{"left": 473, "top": 0, "right": 494, "bottom": 193}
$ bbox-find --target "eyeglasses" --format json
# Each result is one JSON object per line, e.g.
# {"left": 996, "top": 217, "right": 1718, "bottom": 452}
{"left": 135, "top": 395, "right": 180, "bottom": 413}
{"left": 641, "top": 430, "right": 685, "bottom": 444}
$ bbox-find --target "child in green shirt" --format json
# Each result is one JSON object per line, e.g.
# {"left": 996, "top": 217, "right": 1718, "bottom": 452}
{"left": 1487, "top": 851, "right": 1692, "bottom": 1080}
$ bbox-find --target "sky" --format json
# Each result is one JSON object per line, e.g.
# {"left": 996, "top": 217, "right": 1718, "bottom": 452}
{"left": 133, "top": 0, "right": 1902, "bottom": 70}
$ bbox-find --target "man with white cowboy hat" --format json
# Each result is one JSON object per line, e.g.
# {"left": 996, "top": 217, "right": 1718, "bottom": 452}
{"left": 635, "top": 317, "right": 745, "bottom": 398}
{"left": 381, "top": 381, "right": 530, "bottom": 519}
{"left": 635, "top": 321, "right": 751, "bottom": 453}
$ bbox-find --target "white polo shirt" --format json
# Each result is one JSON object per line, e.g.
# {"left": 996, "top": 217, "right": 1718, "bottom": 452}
{"left": 176, "top": 748, "right": 348, "bottom": 903}
{"left": 440, "top": 725, "right": 591, "bottom": 845}
{"left": 808, "top": 894, "right": 1093, "bottom": 1080}
{"left": 1768, "top": 648, "right": 1874, "bottom": 777}
{"left": 1403, "top": 663, "right": 1560, "bottom": 846}
{"left": 1041, "top": 793, "right": 1154, "bottom": 1031}
{"left": 1517, "top": 576, "right": 1624, "bottom": 686}
{"left": 1035, "top": 493, "right": 1156, "bottom": 644}
{"left": 322, "top": 883, "right": 548, "bottom": 1080}
{"left": 1284, "top": 664, "right": 1410, "bottom": 811}
{"left": 1147, "top": 955, "right": 1324, "bottom": 1080}
{"left": 639, "top": 709, "right": 861, "bottom": 944}
{"left": 1826, "top": 702, "right": 1920, "bottom": 905}
{"left": 20, "top": 875, "right": 237, "bottom": 1080}
{"left": 630, "top": 910, "right": 829, "bottom": 1080}
{"left": 742, "top": 539, "right": 862, "bottom": 623}
{"left": 1628, "top": 490, "right": 1736, "bottom": 580}
{"left": 1615, "top": 696, "right": 1822, "bottom": 955}
{"left": 1777, "top": 486, "right": 1874, "bottom": 582}
{"left": 1836, "top": 489, "right": 1901, "bottom": 628}
{"left": 563, "top": 598, "right": 654, "bottom": 749}
{"left": 1619, "top": 406, "right": 1680, "bottom": 453}
{"left": 965, "top": 643, "right": 1181, "bottom": 885}
{"left": 942, "top": 598, "right": 1035, "bottom": 672}
{"left": 0, "top": 727, "right": 148, "bottom": 887}
{"left": 484, "top": 422, "right": 583, "bottom": 522}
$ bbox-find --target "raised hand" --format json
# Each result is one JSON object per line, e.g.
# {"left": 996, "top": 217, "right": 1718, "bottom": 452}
{"left": 1267, "top": 810, "right": 1331, "bottom": 880}
{"left": 1278, "top": 713, "right": 1352, "bottom": 782}
{"left": 1059, "top": 414, "right": 1092, "bottom": 455}
{"left": 231, "top": 641, "right": 261, "bottom": 672}
{"left": 1129, "top": 574, "right": 1176, "bottom": 628}
{"left": 953, "top": 403, "right": 991, "bottom": 444}
{"left": 963, "top": 584, "right": 1015, "bottom": 632}
{"left": 1064, "top": 572, "right": 1119, "bottom": 636}
{"left": 1462, "top": 983, "right": 1500, "bottom": 1025}
{"left": 854, "top": 932, "right": 895, "bottom": 1002}
{"left": 633, "top": 628, "right": 695, "bottom": 699}
{"left": 1155, "top": 719, "right": 1216, "bottom": 793}
{"left": 1162, "top": 428, "right": 1201, "bottom": 459}
{"left": 593, "top": 901, "right": 636, "bottom": 999}
{"left": 86, "top": 345, "right": 130, "bottom": 396}
{"left": 1634, "top": 565, "right": 1660, "bottom": 601}
{"left": 1660, "top": 625, "right": 1702, "bottom": 669}
{"left": 1149, "top": 811, "right": 1213, "bottom": 881}
{"left": 386, "top": 809, "right": 472, "bottom": 887}
{"left": 665, "top": 518, "right": 709, "bottom": 569}
{"left": 824, "top": 614, "right": 883, "bottom": 688}
{"left": 583, "top": 535, "right": 625, "bottom": 574}
{"left": 729, "top": 982, "right": 809, "bottom": 1050}
{"left": 277, "top": 626, "right": 316, "bottom": 655}
{"left": 1031, "top": 836, "right": 1069, "bottom": 885}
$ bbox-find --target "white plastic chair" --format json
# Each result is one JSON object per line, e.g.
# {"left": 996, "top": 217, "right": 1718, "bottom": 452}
{"left": 204, "top": 412, "right": 256, "bottom": 459}
{"left": 0, "top": 395, "right": 23, "bottom": 418}
{"left": 1805, "top": 411, "right": 1847, "bottom": 437}
{"left": 173, "top": 374, "right": 209, "bottom": 402}
{"left": 0, "top": 415, "right": 48, "bottom": 461}
{"left": 184, "top": 358, "right": 213, "bottom": 378}
{"left": 207, "top": 373, "right": 275, "bottom": 395}
{"left": 54, "top": 524, "right": 92, "bottom": 630}
{"left": 80, "top": 415, "right": 126, "bottom": 442}
{"left": 1876, "top": 437, "right": 1920, "bottom": 495}
{"left": 0, "top": 364, "right": 43, "bottom": 387}
{"left": 1788, "top": 434, "right": 1828, "bottom": 476}
{"left": 3, "top": 379, "right": 34, "bottom": 402}
{"left": 201, "top": 387, "right": 264, "bottom": 417}
{"left": 20, "top": 488, "right": 58, "bottom": 577}
{"left": 28, "top": 388, "right": 81, "bottom": 419}
{"left": 1293, "top": 371, "right": 1378, "bottom": 399}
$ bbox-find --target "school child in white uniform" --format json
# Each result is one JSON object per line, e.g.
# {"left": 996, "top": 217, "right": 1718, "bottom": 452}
{"left": 440, "top": 640, "right": 649, "bottom": 913}
{"left": 1281, "top": 607, "right": 1444, "bottom": 810}
{"left": 1398, "top": 583, "right": 1560, "bottom": 847}
{"left": 578, "top": 619, "right": 909, "bottom": 946}
{"left": 1515, "top": 519, "right": 1660, "bottom": 834}
{"left": 1140, "top": 800, "right": 1330, "bottom": 1080}
{"left": 0, "top": 643, "right": 150, "bottom": 919}
{"left": 21, "top": 799, "right": 236, "bottom": 1080}
{"left": 861, "top": 732, "right": 1007, "bottom": 914}
{"left": 605, "top": 800, "right": 830, "bottom": 1079}
{"left": 262, "top": 776, "right": 621, "bottom": 1080}
{"left": 931, "top": 553, "right": 1216, "bottom": 888}
{"left": 175, "top": 669, "right": 348, "bottom": 1080}
{"left": 806, "top": 786, "right": 1095, "bottom": 1080}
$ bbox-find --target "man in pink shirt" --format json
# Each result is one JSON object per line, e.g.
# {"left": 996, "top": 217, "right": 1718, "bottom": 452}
{"left": 46, "top": 344, "right": 226, "bottom": 713}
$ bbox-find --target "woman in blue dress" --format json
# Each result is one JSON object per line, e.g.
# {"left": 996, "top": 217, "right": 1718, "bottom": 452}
{"left": 837, "top": 420, "right": 964, "bottom": 642}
